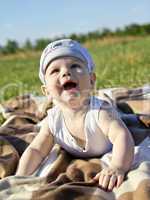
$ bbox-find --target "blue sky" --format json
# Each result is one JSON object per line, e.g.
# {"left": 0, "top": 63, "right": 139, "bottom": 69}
{"left": 0, "top": 0, "right": 149, "bottom": 45}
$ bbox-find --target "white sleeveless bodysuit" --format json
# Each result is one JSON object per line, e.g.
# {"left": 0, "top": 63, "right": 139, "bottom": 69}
{"left": 47, "top": 96, "right": 112, "bottom": 158}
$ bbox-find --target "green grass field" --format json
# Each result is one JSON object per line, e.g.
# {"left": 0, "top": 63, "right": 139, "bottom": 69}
{"left": 0, "top": 36, "right": 149, "bottom": 101}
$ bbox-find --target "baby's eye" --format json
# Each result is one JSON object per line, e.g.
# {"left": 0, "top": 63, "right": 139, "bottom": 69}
{"left": 50, "top": 68, "right": 59, "bottom": 74}
{"left": 71, "top": 64, "right": 82, "bottom": 69}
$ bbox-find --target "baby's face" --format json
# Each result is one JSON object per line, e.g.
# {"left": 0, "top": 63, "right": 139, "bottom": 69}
{"left": 43, "top": 56, "right": 95, "bottom": 107}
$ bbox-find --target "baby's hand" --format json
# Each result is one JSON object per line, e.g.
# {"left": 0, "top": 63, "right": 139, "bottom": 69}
{"left": 93, "top": 167, "right": 125, "bottom": 191}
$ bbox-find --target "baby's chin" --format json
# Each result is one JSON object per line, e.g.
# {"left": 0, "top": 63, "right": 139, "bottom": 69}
{"left": 62, "top": 94, "right": 81, "bottom": 106}
{"left": 52, "top": 91, "right": 90, "bottom": 109}
{"left": 62, "top": 94, "right": 90, "bottom": 109}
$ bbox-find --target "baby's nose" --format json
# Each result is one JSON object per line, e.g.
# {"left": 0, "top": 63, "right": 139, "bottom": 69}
{"left": 62, "top": 68, "right": 71, "bottom": 77}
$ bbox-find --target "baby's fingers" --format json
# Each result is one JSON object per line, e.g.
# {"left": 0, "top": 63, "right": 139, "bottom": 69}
{"left": 93, "top": 173, "right": 104, "bottom": 186}
{"left": 116, "top": 174, "right": 124, "bottom": 188}
{"left": 108, "top": 175, "right": 117, "bottom": 191}
{"left": 93, "top": 173, "right": 106, "bottom": 188}
{"left": 101, "top": 175, "right": 111, "bottom": 189}
{"left": 93, "top": 172, "right": 100, "bottom": 181}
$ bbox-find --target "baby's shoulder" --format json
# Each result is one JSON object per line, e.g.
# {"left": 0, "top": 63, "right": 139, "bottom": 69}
{"left": 99, "top": 100, "right": 118, "bottom": 122}
{"left": 47, "top": 105, "right": 60, "bottom": 116}
{"left": 91, "top": 96, "right": 115, "bottom": 118}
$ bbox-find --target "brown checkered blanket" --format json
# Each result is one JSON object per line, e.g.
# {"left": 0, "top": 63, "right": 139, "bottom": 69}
{"left": 0, "top": 86, "right": 149, "bottom": 200}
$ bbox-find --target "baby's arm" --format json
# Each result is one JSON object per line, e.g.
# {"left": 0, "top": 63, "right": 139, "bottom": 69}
{"left": 94, "top": 102, "right": 134, "bottom": 190}
{"left": 16, "top": 117, "right": 54, "bottom": 176}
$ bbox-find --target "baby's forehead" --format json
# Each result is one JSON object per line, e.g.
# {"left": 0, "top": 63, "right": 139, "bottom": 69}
{"left": 46, "top": 56, "right": 86, "bottom": 69}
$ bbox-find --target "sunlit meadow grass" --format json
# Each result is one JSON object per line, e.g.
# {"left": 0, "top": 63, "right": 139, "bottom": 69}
{"left": 86, "top": 36, "right": 150, "bottom": 88}
{"left": 0, "top": 36, "right": 149, "bottom": 102}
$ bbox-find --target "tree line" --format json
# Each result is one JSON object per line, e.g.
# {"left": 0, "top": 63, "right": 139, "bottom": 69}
{"left": 0, "top": 23, "right": 150, "bottom": 55}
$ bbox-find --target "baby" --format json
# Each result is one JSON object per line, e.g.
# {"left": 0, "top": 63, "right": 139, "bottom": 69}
{"left": 16, "top": 39, "right": 134, "bottom": 190}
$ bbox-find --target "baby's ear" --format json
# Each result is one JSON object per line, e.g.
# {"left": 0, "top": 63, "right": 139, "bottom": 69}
{"left": 90, "top": 73, "right": 96, "bottom": 87}
{"left": 41, "top": 85, "right": 52, "bottom": 102}
{"left": 41, "top": 85, "right": 49, "bottom": 96}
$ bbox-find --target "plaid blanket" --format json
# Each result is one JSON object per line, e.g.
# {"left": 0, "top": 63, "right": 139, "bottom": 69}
{"left": 0, "top": 86, "right": 149, "bottom": 200}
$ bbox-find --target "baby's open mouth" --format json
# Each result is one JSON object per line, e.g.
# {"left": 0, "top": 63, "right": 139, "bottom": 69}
{"left": 63, "top": 81, "right": 77, "bottom": 90}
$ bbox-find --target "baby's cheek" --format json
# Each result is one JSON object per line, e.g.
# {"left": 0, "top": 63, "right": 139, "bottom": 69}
{"left": 75, "top": 67, "right": 89, "bottom": 75}
{"left": 76, "top": 68, "right": 83, "bottom": 74}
